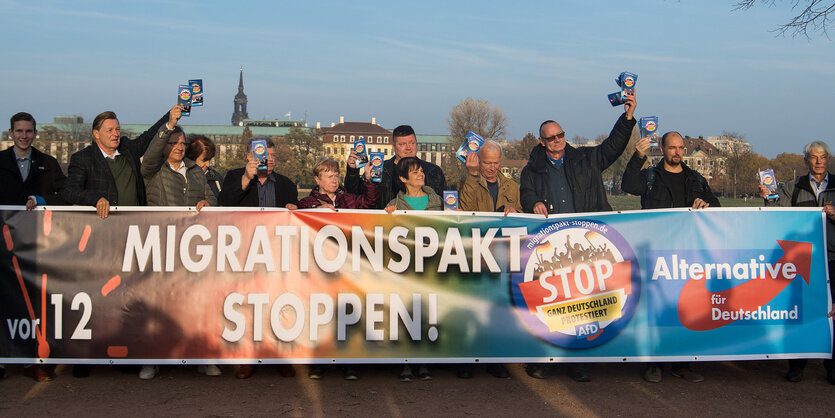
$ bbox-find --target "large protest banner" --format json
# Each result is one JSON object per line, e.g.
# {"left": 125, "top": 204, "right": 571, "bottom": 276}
{"left": 0, "top": 207, "right": 831, "bottom": 364}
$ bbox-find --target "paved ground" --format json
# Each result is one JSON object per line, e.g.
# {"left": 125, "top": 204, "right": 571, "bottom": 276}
{"left": 0, "top": 360, "right": 832, "bottom": 417}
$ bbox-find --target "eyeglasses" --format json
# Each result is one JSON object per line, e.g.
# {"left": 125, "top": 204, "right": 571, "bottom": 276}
{"left": 167, "top": 141, "right": 186, "bottom": 147}
{"left": 541, "top": 132, "right": 565, "bottom": 142}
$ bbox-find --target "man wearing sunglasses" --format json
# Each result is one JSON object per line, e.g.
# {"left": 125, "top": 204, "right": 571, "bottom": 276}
{"left": 520, "top": 93, "right": 636, "bottom": 215}
{"left": 520, "top": 92, "right": 637, "bottom": 382}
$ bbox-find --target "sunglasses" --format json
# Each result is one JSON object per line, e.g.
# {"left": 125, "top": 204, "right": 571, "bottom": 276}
{"left": 541, "top": 132, "right": 565, "bottom": 142}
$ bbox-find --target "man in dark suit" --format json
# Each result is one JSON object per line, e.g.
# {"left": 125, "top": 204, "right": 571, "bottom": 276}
{"left": 219, "top": 137, "right": 299, "bottom": 210}
{"left": 0, "top": 112, "right": 66, "bottom": 382}
{"left": 218, "top": 136, "right": 298, "bottom": 380}
{"left": 1, "top": 112, "right": 66, "bottom": 208}
{"left": 61, "top": 106, "right": 179, "bottom": 218}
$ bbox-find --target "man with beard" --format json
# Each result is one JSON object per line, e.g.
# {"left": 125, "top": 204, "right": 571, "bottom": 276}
{"left": 621, "top": 131, "right": 718, "bottom": 383}
{"left": 622, "top": 131, "right": 718, "bottom": 210}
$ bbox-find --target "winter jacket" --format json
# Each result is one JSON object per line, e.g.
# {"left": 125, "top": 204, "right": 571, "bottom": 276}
{"left": 0, "top": 146, "right": 67, "bottom": 205}
{"left": 140, "top": 127, "right": 217, "bottom": 207}
{"left": 298, "top": 183, "right": 380, "bottom": 209}
{"left": 459, "top": 171, "right": 522, "bottom": 213}
{"left": 386, "top": 185, "right": 442, "bottom": 210}
{"left": 766, "top": 173, "right": 835, "bottom": 259}
{"left": 345, "top": 157, "right": 446, "bottom": 209}
{"left": 621, "top": 153, "right": 719, "bottom": 209}
{"left": 205, "top": 167, "right": 224, "bottom": 200}
{"left": 520, "top": 113, "right": 636, "bottom": 213}
{"left": 62, "top": 112, "right": 169, "bottom": 206}
{"left": 218, "top": 168, "right": 299, "bottom": 208}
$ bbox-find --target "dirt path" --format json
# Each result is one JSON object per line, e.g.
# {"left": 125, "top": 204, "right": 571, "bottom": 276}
{"left": 1, "top": 360, "right": 832, "bottom": 417}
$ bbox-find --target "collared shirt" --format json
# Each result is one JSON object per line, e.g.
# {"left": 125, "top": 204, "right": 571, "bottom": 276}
{"left": 810, "top": 173, "right": 829, "bottom": 201}
{"left": 15, "top": 149, "right": 31, "bottom": 180}
{"left": 168, "top": 161, "right": 187, "bottom": 181}
{"left": 546, "top": 159, "right": 575, "bottom": 214}
{"left": 99, "top": 146, "right": 121, "bottom": 159}
{"left": 256, "top": 173, "right": 277, "bottom": 207}
{"left": 546, "top": 153, "right": 564, "bottom": 167}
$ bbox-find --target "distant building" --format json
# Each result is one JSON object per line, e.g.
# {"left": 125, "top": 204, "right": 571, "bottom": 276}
{"left": 416, "top": 134, "right": 450, "bottom": 166}
{"left": 706, "top": 135, "right": 751, "bottom": 154}
{"left": 15, "top": 72, "right": 317, "bottom": 169}
{"left": 500, "top": 159, "right": 527, "bottom": 181}
{"left": 231, "top": 68, "right": 249, "bottom": 126}
{"left": 53, "top": 116, "right": 84, "bottom": 125}
{"left": 120, "top": 123, "right": 314, "bottom": 168}
{"left": 567, "top": 137, "right": 602, "bottom": 148}
{"left": 243, "top": 119, "right": 306, "bottom": 128}
{"left": 320, "top": 117, "right": 392, "bottom": 173}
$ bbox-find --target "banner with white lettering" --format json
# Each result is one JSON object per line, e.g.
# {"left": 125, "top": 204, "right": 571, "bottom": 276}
{"left": 0, "top": 207, "right": 831, "bottom": 364}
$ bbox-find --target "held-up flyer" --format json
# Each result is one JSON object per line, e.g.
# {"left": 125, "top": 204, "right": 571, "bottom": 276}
{"left": 178, "top": 85, "right": 192, "bottom": 116}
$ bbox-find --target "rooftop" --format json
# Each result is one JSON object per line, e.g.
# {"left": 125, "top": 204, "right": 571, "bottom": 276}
{"left": 119, "top": 124, "right": 316, "bottom": 138}
{"left": 416, "top": 134, "right": 450, "bottom": 144}
{"left": 321, "top": 122, "right": 391, "bottom": 135}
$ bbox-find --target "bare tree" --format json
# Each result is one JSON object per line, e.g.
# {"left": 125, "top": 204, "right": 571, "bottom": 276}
{"left": 723, "top": 147, "right": 770, "bottom": 197}
{"left": 735, "top": 0, "right": 835, "bottom": 38}
{"left": 504, "top": 132, "right": 539, "bottom": 160}
{"left": 447, "top": 98, "right": 507, "bottom": 142}
{"left": 601, "top": 129, "right": 640, "bottom": 195}
{"left": 214, "top": 126, "right": 252, "bottom": 175}
{"left": 273, "top": 137, "right": 301, "bottom": 186}
{"left": 570, "top": 135, "right": 590, "bottom": 146}
{"left": 444, "top": 98, "right": 508, "bottom": 187}
{"left": 720, "top": 130, "right": 745, "bottom": 140}
{"left": 770, "top": 152, "right": 806, "bottom": 181}
{"left": 282, "top": 126, "right": 323, "bottom": 188}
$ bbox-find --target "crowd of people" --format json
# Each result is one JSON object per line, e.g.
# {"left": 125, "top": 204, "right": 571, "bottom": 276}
{"left": 1, "top": 92, "right": 833, "bottom": 386}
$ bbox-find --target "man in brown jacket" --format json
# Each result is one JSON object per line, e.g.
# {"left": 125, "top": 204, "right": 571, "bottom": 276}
{"left": 459, "top": 140, "right": 522, "bottom": 215}
{"left": 456, "top": 139, "right": 518, "bottom": 379}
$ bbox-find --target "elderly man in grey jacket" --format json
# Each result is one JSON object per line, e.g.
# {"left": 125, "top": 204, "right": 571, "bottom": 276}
{"left": 137, "top": 124, "right": 217, "bottom": 380}
{"left": 141, "top": 125, "right": 216, "bottom": 210}
{"left": 759, "top": 140, "right": 835, "bottom": 385}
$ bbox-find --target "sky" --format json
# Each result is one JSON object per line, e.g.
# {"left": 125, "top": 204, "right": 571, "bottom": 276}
{"left": 1, "top": 0, "right": 833, "bottom": 158}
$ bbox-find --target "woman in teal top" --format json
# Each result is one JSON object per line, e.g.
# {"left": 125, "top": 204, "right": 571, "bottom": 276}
{"left": 384, "top": 156, "right": 442, "bottom": 212}
{"left": 384, "top": 157, "right": 441, "bottom": 381}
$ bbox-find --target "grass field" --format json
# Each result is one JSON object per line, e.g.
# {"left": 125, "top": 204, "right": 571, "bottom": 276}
{"left": 298, "top": 189, "right": 763, "bottom": 211}
{"left": 607, "top": 194, "right": 763, "bottom": 211}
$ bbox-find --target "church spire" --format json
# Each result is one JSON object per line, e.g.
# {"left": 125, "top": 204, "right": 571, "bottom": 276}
{"left": 232, "top": 67, "right": 249, "bottom": 126}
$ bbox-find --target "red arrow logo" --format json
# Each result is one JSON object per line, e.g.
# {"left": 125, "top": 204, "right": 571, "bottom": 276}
{"left": 677, "top": 240, "right": 812, "bottom": 331}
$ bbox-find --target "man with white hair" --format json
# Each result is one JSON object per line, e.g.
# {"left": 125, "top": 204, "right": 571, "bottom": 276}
{"left": 759, "top": 140, "right": 835, "bottom": 385}
{"left": 455, "top": 140, "right": 519, "bottom": 379}
{"left": 460, "top": 139, "right": 521, "bottom": 215}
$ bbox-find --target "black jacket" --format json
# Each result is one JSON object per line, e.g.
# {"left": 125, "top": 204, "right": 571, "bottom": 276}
{"left": 205, "top": 167, "right": 224, "bottom": 200}
{"left": 520, "top": 113, "right": 636, "bottom": 213}
{"left": 621, "top": 153, "right": 720, "bottom": 209}
{"left": 766, "top": 173, "right": 835, "bottom": 260}
{"left": 218, "top": 168, "right": 299, "bottom": 208}
{"left": 344, "top": 157, "right": 446, "bottom": 210}
{"left": 61, "top": 113, "right": 169, "bottom": 206}
{"left": 0, "top": 146, "right": 67, "bottom": 205}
